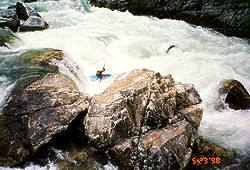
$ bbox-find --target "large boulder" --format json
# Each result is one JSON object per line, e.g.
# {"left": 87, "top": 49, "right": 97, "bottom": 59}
{"left": 91, "top": 0, "right": 250, "bottom": 38}
{"left": 19, "top": 16, "right": 49, "bottom": 32}
{"left": 0, "top": 49, "right": 89, "bottom": 166}
{"left": 218, "top": 79, "right": 250, "bottom": 110}
{"left": 0, "top": 8, "right": 20, "bottom": 32}
{"left": 0, "top": 73, "right": 89, "bottom": 166}
{"left": 84, "top": 69, "right": 203, "bottom": 169}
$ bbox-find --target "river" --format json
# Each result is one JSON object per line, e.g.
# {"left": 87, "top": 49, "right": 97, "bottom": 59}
{"left": 0, "top": 0, "right": 250, "bottom": 169}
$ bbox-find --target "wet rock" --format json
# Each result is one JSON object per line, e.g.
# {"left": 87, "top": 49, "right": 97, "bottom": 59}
{"left": 23, "top": 0, "right": 39, "bottom": 3}
{"left": 16, "top": 2, "right": 41, "bottom": 21}
{"left": 91, "top": 0, "right": 250, "bottom": 38}
{"left": 19, "top": 16, "right": 49, "bottom": 32}
{"left": 84, "top": 68, "right": 202, "bottom": 169}
{"left": 27, "top": 49, "right": 64, "bottom": 65}
{"left": 218, "top": 79, "right": 250, "bottom": 110}
{"left": 0, "top": 49, "right": 89, "bottom": 166}
{"left": 0, "top": 8, "right": 20, "bottom": 32}
{"left": 187, "top": 136, "right": 237, "bottom": 170}
{"left": 0, "top": 27, "right": 19, "bottom": 48}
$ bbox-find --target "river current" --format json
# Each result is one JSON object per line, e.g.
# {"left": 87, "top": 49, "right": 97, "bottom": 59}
{"left": 0, "top": 0, "right": 250, "bottom": 169}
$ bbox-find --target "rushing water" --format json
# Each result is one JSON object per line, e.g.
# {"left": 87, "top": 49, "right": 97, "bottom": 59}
{"left": 1, "top": 0, "right": 250, "bottom": 169}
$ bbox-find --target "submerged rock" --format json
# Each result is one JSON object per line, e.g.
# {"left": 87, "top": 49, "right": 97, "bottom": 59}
{"left": 0, "top": 27, "right": 19, "bottom": 48}
{"left": 84, "top": 69, "right": 202, "bottom": 169}
{"left": 91, "top": 0, "right": 250, "bottom": 38}
{"left": 19, "top": 16, "right": 49, "bottom": 32}
{"left": 218, "top": 79, "right": 250, "bottom": 110}
{"left": 0, "top": 8, "right": 20, "bottom": 32}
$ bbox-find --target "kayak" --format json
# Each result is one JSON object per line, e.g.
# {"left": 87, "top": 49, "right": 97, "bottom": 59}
{"left": 90, "top": 74, "right": 112, "bottom": 81}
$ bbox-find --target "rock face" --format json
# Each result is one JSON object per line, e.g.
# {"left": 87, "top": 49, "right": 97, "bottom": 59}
{"left": 0, "top": 48, "right": 89, "bottom": 166}
{"left": 91, "top": 0, "right": 250, "bottom": 38}
{"left": 0, "top": 8, "right": 20, "bottom": 32}
{"left": 19, "top": 16, "right": 49, "bottom": 32}
{"left": 84, "top": 69, "right": 203, "bottom": 169}
{"left": 218, "top": 79, "right": 250, "bottom": 110}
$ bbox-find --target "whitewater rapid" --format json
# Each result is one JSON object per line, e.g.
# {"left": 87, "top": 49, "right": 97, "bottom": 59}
{"left": 1, "top": 0, "right": 250, "bottom": 168}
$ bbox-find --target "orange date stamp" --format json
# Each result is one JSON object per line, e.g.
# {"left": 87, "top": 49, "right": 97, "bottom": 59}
{"left": 191, "top": 156, "right": 221, "bottom": 166}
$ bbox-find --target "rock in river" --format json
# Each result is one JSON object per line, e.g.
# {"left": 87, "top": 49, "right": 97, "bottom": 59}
{"left": 0, "top": 8, "right": 20, "bottom": 32}
{"left": 19, "top": 16, "right": 49, "bottom": 32}
{"left": 218, "top": 79, "right": 250, "bottom": 110}
{"left": 16, "top": 1, "right": 41, "bottom": 21}
{"left": 84, "top": 68, "right": 203, "bottom": 169}
{"left": 0, "top": 49, "right": 89, "bottom": 166}
{"left": 187, "top": 136, "right": 237, "bottom": 169}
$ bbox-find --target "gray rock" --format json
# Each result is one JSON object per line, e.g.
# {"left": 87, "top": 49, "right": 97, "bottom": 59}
{"left": 0, "top": 8, "right": 20, "bottom": 32}
{"left": 91, "top": 0, "right": 250, "bottom": 38}
{"left": 19, "top": 16, "right": 49, "bottom": 32}
{"left": 16, "top": 1, "right": 41, "bottom": 21}
{"left": 84, "top": 68, "right": 202, "bottom": 169}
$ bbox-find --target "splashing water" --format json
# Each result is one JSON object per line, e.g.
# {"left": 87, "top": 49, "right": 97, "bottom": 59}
{"left": 0, "top": 0, "right": 250, "bottom": 168}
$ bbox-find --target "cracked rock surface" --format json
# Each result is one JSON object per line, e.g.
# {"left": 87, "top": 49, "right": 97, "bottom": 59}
{"left": 84, "top": 68, "right": 203, "bottom": 169}
{"left": 0, "top": 73, "right": 89, "bottom": 166}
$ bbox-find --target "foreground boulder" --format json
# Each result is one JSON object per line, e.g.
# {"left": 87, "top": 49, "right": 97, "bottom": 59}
{"left": 84, "top": 69, "right": 202, "bottom": 169}
{"left": 0, "top": 73, "right": 89, "bottom": 166}
{"left": 218, "top": 79, "right": 250, "bottom": 110}
{"left": 0, "top": 49, "right": 89, "bottom": 166}
{"left": 0, "top": 8, "right": 20, "bottom": 32}
{"left": 19, "top": 16, "right": 49, "bottom": 32}
{"left": 91, "top": 0, "right": 250, "bottom": 38}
